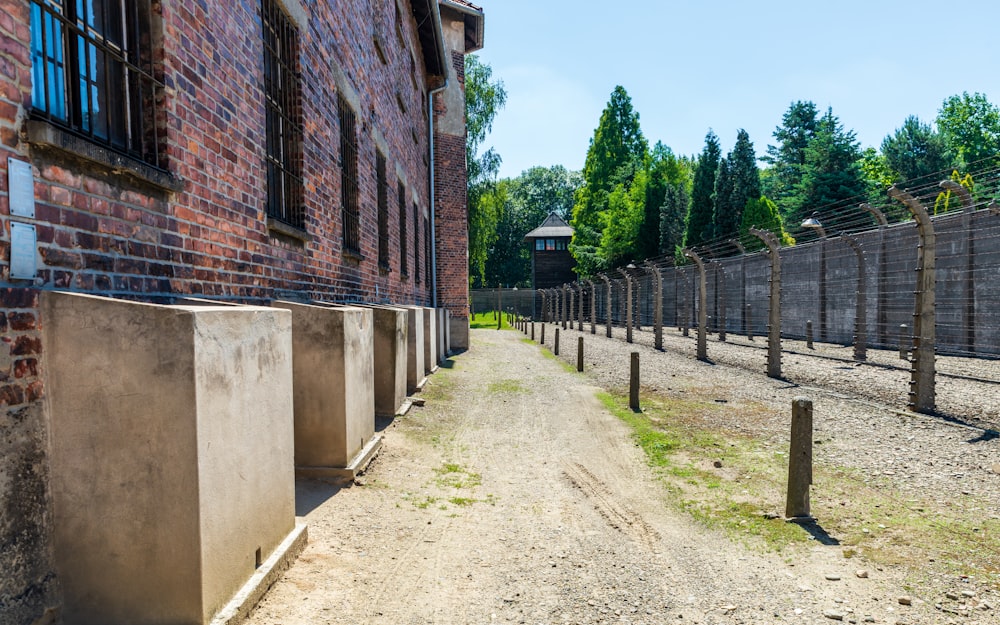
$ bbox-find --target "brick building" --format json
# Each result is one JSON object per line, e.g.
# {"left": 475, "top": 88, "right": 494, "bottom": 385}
{"left": 0, "top": 0, "right": 482, "bottom": 622}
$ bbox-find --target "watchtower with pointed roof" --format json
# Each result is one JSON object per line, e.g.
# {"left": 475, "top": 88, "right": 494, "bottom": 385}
{"left": 524, "top": 212, "right": 576, "bottom": 290}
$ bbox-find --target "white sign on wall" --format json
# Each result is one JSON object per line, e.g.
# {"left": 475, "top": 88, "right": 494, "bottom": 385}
{"left": 10, "top": 222, "right": 37, "bottom": 280}
{"left": 8, "top": 158, "right": 35, "bottom": 219}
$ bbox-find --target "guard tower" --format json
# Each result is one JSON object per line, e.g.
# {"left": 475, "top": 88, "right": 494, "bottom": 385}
{"left": 524, "top": 212, "right": 576, "bottom": 290}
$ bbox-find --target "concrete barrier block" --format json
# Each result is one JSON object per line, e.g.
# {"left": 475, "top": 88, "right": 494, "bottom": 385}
{"left": 271, "top": 302, "right": 375, "bottom": 471}
{"left": 422, "top": 306, "right": 438, "bottom": 374}
{"left": 402, "top": 307, "right": 425, "bottom": 393}
{"left": 42, "top": 292, "right": 296, "bottom": 625}
{"left": 437, "top": 308, "right": 447, "bottom": 363}
{"left": 369, "top": 306, "right": 408, "bottom": 417}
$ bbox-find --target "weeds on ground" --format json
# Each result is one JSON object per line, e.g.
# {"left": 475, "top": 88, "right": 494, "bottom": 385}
{"left": 470, "top": 311, "right": 514, "bottom": 330}
{"left": 599, "top": 390, "right": 1000, "bottom": 589}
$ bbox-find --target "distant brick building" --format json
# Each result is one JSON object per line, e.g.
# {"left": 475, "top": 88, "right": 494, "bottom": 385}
{"left": 0, "top": 1, "right": 482, "bottom": 622}
{"left": 524, "top": 212, "right": 576, "bottom": 290}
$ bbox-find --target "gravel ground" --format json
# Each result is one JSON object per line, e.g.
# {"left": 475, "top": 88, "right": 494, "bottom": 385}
{"left": 245, "top": 327, "right": 997, "bottom": 625}
{"left": 536, "top": 320, "right": 1000, "bottom": 520}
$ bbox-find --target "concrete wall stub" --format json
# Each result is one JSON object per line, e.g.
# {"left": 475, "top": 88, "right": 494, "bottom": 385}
{"left": 368, "top": 306, "right": 408, "bottom": 417}
{"left": 42, "top": 292, "right": 296, "bottom": 625}
{"left": 437, "top": 308, "right": 447, "bottom": 362}
{"left": 272, "top": 302, "right": 375, "bottom": 469}
{"left": 422, "top": 306, "right": 438, "bottom": 374}
{"left": 403, "top": 306, "right": 425, "bottom": 392}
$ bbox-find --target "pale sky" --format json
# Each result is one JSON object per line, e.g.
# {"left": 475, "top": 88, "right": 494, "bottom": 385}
{"left": 475, "top": 0, "right": 1000, "bottom": 179}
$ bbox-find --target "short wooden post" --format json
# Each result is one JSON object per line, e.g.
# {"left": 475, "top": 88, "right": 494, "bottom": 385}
{"left": 541, "top": 323, "right": 545, "bottom": 345}
{"left": 806, "top": 320, "right": 814, "bottom": 349}
{"left": 531, "top": 322, "right": 535, "bottom": 341}
{"left": 554, "top": 328, "right": 560, "bottom": 355}
{"left": 629, "top": 352, "right": 640, "bottom": 412}
{"left": 577, "top": 337, "right": 584, "bottom": 372}
{"left": 786, "top": 397, "right": 813, "bottom": 520}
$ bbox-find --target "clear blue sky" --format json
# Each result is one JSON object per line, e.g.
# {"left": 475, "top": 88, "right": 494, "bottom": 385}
{"left": 475, "top": 0, "right": 1000, "bottom": 180}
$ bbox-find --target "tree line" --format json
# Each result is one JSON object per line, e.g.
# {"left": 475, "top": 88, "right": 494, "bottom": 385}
{"left": 465, "top": 57, "right": 1000, "bottom": 286}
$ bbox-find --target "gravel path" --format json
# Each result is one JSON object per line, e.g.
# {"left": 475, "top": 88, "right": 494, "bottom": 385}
{"left": 244, "top": 328, "right": 996, "bottom": 625}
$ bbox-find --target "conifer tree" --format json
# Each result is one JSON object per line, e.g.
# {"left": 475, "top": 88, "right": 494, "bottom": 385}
{"left": 880, "top": 116, "right": 951, "bottom": 184}
{"left": 762, "top": 101, "right": 819, "bottom": 218}
{"left": 659, "top": 183, "right": 689, "bottom": 257}
{"left": 792, "top": 108, "right": 865, "bottom": 229}
{"left": 739, "top": 196, "right": 794, "bottom": 251}
{"left": 710, "top": 157, "right": 733, "bottom": 241}
{"left": 684, "top": 130, "right": 720, "bottom": 248}
{"left": 714, "top": 130, "right": 760, "bottom": 241}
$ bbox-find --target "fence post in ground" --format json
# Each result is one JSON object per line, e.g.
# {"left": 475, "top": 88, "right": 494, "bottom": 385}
{"left": 541, "top": 323, "right": 545, "bottom": 345}
{"left": 618, "top": 269, "right": 634, "bottom": 343}
{"left": 683, "top": 248, "right": 709, "bottom": 362}
{"left": 750, "top": 228, "right": 782, "bottom": 379}
{"left": 889, "top": 185, "right": 936, "bottom": 414}
{"left": 578, "top": 281, "right": 585, "bottom": 331}
{"left": 680, "top": 268, "right": 690, "bottom": 337}
{"left": 746, "top": 304, "right": 753, "bottom": 341}
{"left": 538, "top": 290, "right": 547, "bottom": 323}
{"left": 577, "top": 337, "right": 584, "bottom": 372}
{"left": 899, "top": 324, "right": 909, "bottom": 360}
{"left": 861, "top": 203, "right": 889, "bottom": 347}
{"left": 843, "top": 235, "right": 868, "bottom": 362}
{"left": 940, "top": 179, "right": 976, "bottom": 354}
{"left": 786, "top": 397, "right": 813, "bottom": 520}
{"left": 601, "top": 274, "right": 613, "bottom": 338}
{"left": 531, "top": 322, "right": 535, "bottom": 341}
{"left": 587, "top": 280, "right": 597, "bottom": 335}
{"left": 629, "top": 352, "right": 640, "bottom": 412}
{"left": 646, "top": 261, "right": 663, "bottom": 350}
{"left": 806, "top": 320, "right": 814, "bottom": 349}
{"left": 554, "top": 328, "right": 560, "bottom": 355}
{"left": 634, "top": 275, "right": 642, "bottom": 331}
{"left": 713, "top": 261, "right": 726, "bottom": 342}
{"left": 562, "top": 284, "right": 568, "bottom": 329}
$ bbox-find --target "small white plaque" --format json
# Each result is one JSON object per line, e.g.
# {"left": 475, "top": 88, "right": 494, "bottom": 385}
{"left": 8, "top": 158, "right": 35, "bottom": 218}
{"left": 10, "top": 222, "right": 37, "bottom": 280}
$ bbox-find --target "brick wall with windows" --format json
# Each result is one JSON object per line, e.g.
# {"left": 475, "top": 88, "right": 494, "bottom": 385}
{"left": 0, "top": 0, "right": 478, "bottom": 621}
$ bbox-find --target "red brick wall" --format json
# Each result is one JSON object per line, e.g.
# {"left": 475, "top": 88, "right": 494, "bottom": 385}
{"left": 0, "top": 1, "right": 467, "bottom": 621}
{"left": 433, "top": 50, "right": 470, "bottom": 339}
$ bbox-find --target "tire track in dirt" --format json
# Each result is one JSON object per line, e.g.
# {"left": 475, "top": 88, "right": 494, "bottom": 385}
{"left": 562, "top": 461, "right": 661, "bottom": 552}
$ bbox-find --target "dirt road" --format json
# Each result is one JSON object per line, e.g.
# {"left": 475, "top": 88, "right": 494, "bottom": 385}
{"left": 246, "top": 328, "right": 964, "bottom": 625}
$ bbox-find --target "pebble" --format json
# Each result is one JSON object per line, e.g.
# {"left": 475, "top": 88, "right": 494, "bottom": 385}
{"left": 855, "top": 570, "right": 869, "bottom": 579}
{"left": 898, "top": 596, "right": 912, "bottom": 606}
{"left": 825, "top": 574, "right": 841, "bottom": 581}
{"left": 823, "top": 609, "right": 846, "bottom": 620}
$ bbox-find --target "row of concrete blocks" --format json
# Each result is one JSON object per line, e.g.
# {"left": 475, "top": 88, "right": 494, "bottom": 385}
{"left": 41, "top": 292, "right": 450, "bottom": 625}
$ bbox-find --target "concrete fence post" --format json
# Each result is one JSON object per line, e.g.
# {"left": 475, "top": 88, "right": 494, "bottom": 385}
{"left": 785, "top": 396, "right": 813, "bottom": 520}
{"left": 567, "top": 283, "right": 575, "bottom": 331}
{"left": 843, "top": 235, "right": 868, "bottom": 362}
{"left": 681, "top": 269, "right": 690, "bottom": 337}
{"left": 588, "top": 280, "right": 597, "bottom": 335}
{"left": 713, "top": 261, "right": 727, "bottom": 342}
{"left": 750, "top": 228, "right": 782, "bottom": 379}
{"left": 861, "top": 203, "right": 889, "bottom": 347}
{"left": 539, "top": 290, "right": 547, "bottom": 323}
{"left": 899, "top": 324, "right": 909, "bottom": 360}
{"left": 602, "top": 274, "right": 613, "bottom": 338}
{"left": 806, "top": 320, "right": 814, "bottom": 349}
{"left": 554, "top": 328, "right": 560, "bottom": 356}
{"left": 562, "top": 285, "right": 568, "bottom": 329}
{"left": 889, "top": 185, "right": 936, "bottom": 414}
{"left": 646, "top": 262, "right": 663, "bottom": 350}
{"left": 746, "top": 304, "right": 753, "bottom": 341}
{"left": 619, "top": 269, "right": 633, "bottom": 343}
{"left": 577, "top": 337, "right": 584, "bottom": 372}
{"left": 629, "top": 352, "right": 640, "bottom": 412}
{"left": 683, "top": 248, "right": 709, "bottom": 362}
{"left": 578, "top": 282, "right": 585, "bottom": 331}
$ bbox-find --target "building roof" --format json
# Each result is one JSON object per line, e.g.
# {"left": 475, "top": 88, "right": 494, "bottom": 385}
{"left": 412, "top": 0, "right": 447, "bottom": 78}
{"left": 439, "top": 0, "right": 485, "bottom": 52}
{"left": 524, "top": 213, "right": 574, "bottom": 240}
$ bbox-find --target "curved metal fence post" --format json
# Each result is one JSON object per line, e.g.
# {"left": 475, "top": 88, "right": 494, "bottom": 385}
{"left": 889, "top": 185, "right": 936, "bottom": 414}
{"left": 843, "top": 235, "right": 868, "bottom": 362}
{"left": 683, "top": 248, "right": 708, "bottom": 361}
{"left": 750, "top": 228, "right": 782, "bottom": 378}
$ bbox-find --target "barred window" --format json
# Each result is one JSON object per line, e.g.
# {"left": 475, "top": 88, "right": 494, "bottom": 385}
{"left": 424, "top": 215, "right": 431, "bottom": 290}
{"left": 376, "top": 150, "right": 389, "bottom": 271}
{"left": 413, "top": 202, "right": 421, "bottom": 284}
{"left": 338, "top": 94, "right": 360, "bottom": 254}
{"left": 262, "top": 0, "right": 304, "bottom": 229}
{"left": 29, "top": 0, "right": 165, "bottom": 168}
{"left": 398, "top": 181, "right": 408, "bottom": 277}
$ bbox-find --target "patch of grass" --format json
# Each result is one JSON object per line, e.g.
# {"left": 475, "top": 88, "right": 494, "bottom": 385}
{"left": 448, "top": 497, "right": 477, "bottom": 507}
{"left": 487, "top": 379, "right": 524, "bottom": 394}
{"left": 434, "top": 462, "right": 482, "bottom": 489}
{"left": 597, "top": 388, "right": 1000, "bottom": 588}
{"left": 536, "top": 344, "right": 577, "bottom": 373}
{"left": 470, "top": 311, "right": 515, "bottom": 330}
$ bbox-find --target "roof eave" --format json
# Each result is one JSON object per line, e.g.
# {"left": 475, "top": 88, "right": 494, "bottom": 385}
{"left": 413, "top": 0, "right": 448, "bottom": 78}
{"left": 439, "top": 0, "right": 485, "bottom": 53}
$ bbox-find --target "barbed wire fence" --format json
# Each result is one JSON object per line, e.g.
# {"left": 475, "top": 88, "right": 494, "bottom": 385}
{"left": 472, "top": 163, "right": 1000, "bottom": 421}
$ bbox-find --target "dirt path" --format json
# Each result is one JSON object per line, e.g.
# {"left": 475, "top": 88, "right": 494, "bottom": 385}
{"left": 246, "top": 329, "right": 964, "bottom": 625}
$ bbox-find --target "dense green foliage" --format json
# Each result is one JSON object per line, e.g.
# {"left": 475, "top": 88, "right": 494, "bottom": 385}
{"left": 881, "top": 116, "right": 950, "bottom": 184}
{"left": 936, "top": 92, "right": 1000, "bottom": 172}
{"left": 465, "top": 56, "right": 507, "bottom": 285}
{"left": 762, "top": 101, "right": 819, "bottom": 216}
{"left": 713, "top": 129, "right": 760, "bottom": 241}
{"left": 684, "top": 131, "right": 721, "bottom": 248}
{"left": 739, "top": 196, "right": 794, "bottom": 251}
{"left": 659, "top": 182, "right": 689, "bottom": 257}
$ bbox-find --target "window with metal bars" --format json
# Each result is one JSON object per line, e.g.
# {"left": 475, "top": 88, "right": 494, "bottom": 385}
{"left": 338, "top": 93, "right": 361, "bottom": 255}
{"left": 376, "top": 150, "right": 390, "bottom": 271}
{"left": 424, "top": 215, "right": 431, "bottom": 291}
{"left": 29, "top": 0, "right": 165, "bottom": 169}
{"left": 262, "top": 0, "right": 304, "bottom": 230}
{"left": 414, "top": 202, "right": 421, "bottom": 284}
{"left": 399, "top": 181, "right": 408, "bottom": 277}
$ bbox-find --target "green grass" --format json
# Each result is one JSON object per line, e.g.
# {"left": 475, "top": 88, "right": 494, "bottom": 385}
{"left": 487, "top": 379, "right": 525, "bottom": 394}
{"left": 470, "top": 310, "right": 515, "bottom": 330}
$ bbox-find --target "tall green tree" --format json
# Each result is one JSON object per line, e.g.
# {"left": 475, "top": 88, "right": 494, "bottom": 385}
{"left": 684, "top": 130, "right": 721, "bottom": 248}
{"left": 638, "top": 142, "right": 690, "bottom": 260}
{"left": 936, "top": 92, "right": 1000, "bottom": 173}
{"left": 739, "top": 196, "right": 794, "bottom": 251}
{"left": 710, "top": 157, "right": 732, "bottom": 240}
{"left": 880, "top": 115, "right": 951, "bottom": 184}
{"left": 659, "top": 182, "right": 689, "bottom": 257}
{"left": 600, "top": 173, "right": 647, "bottom": 267}
{"left": 762, "top": 101, "right": 819, "bottom": 218}
{"left": 465, "top": 55, "right": 507, "bottom": 285}
{"left": 714, "top": 129, "right": 760, "bottom": 241}
{"left": 791, "top": 108, "right": 865, "bottom": 229}
{"left": 571, "top": 86, "right": 648, "bottom": 276}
